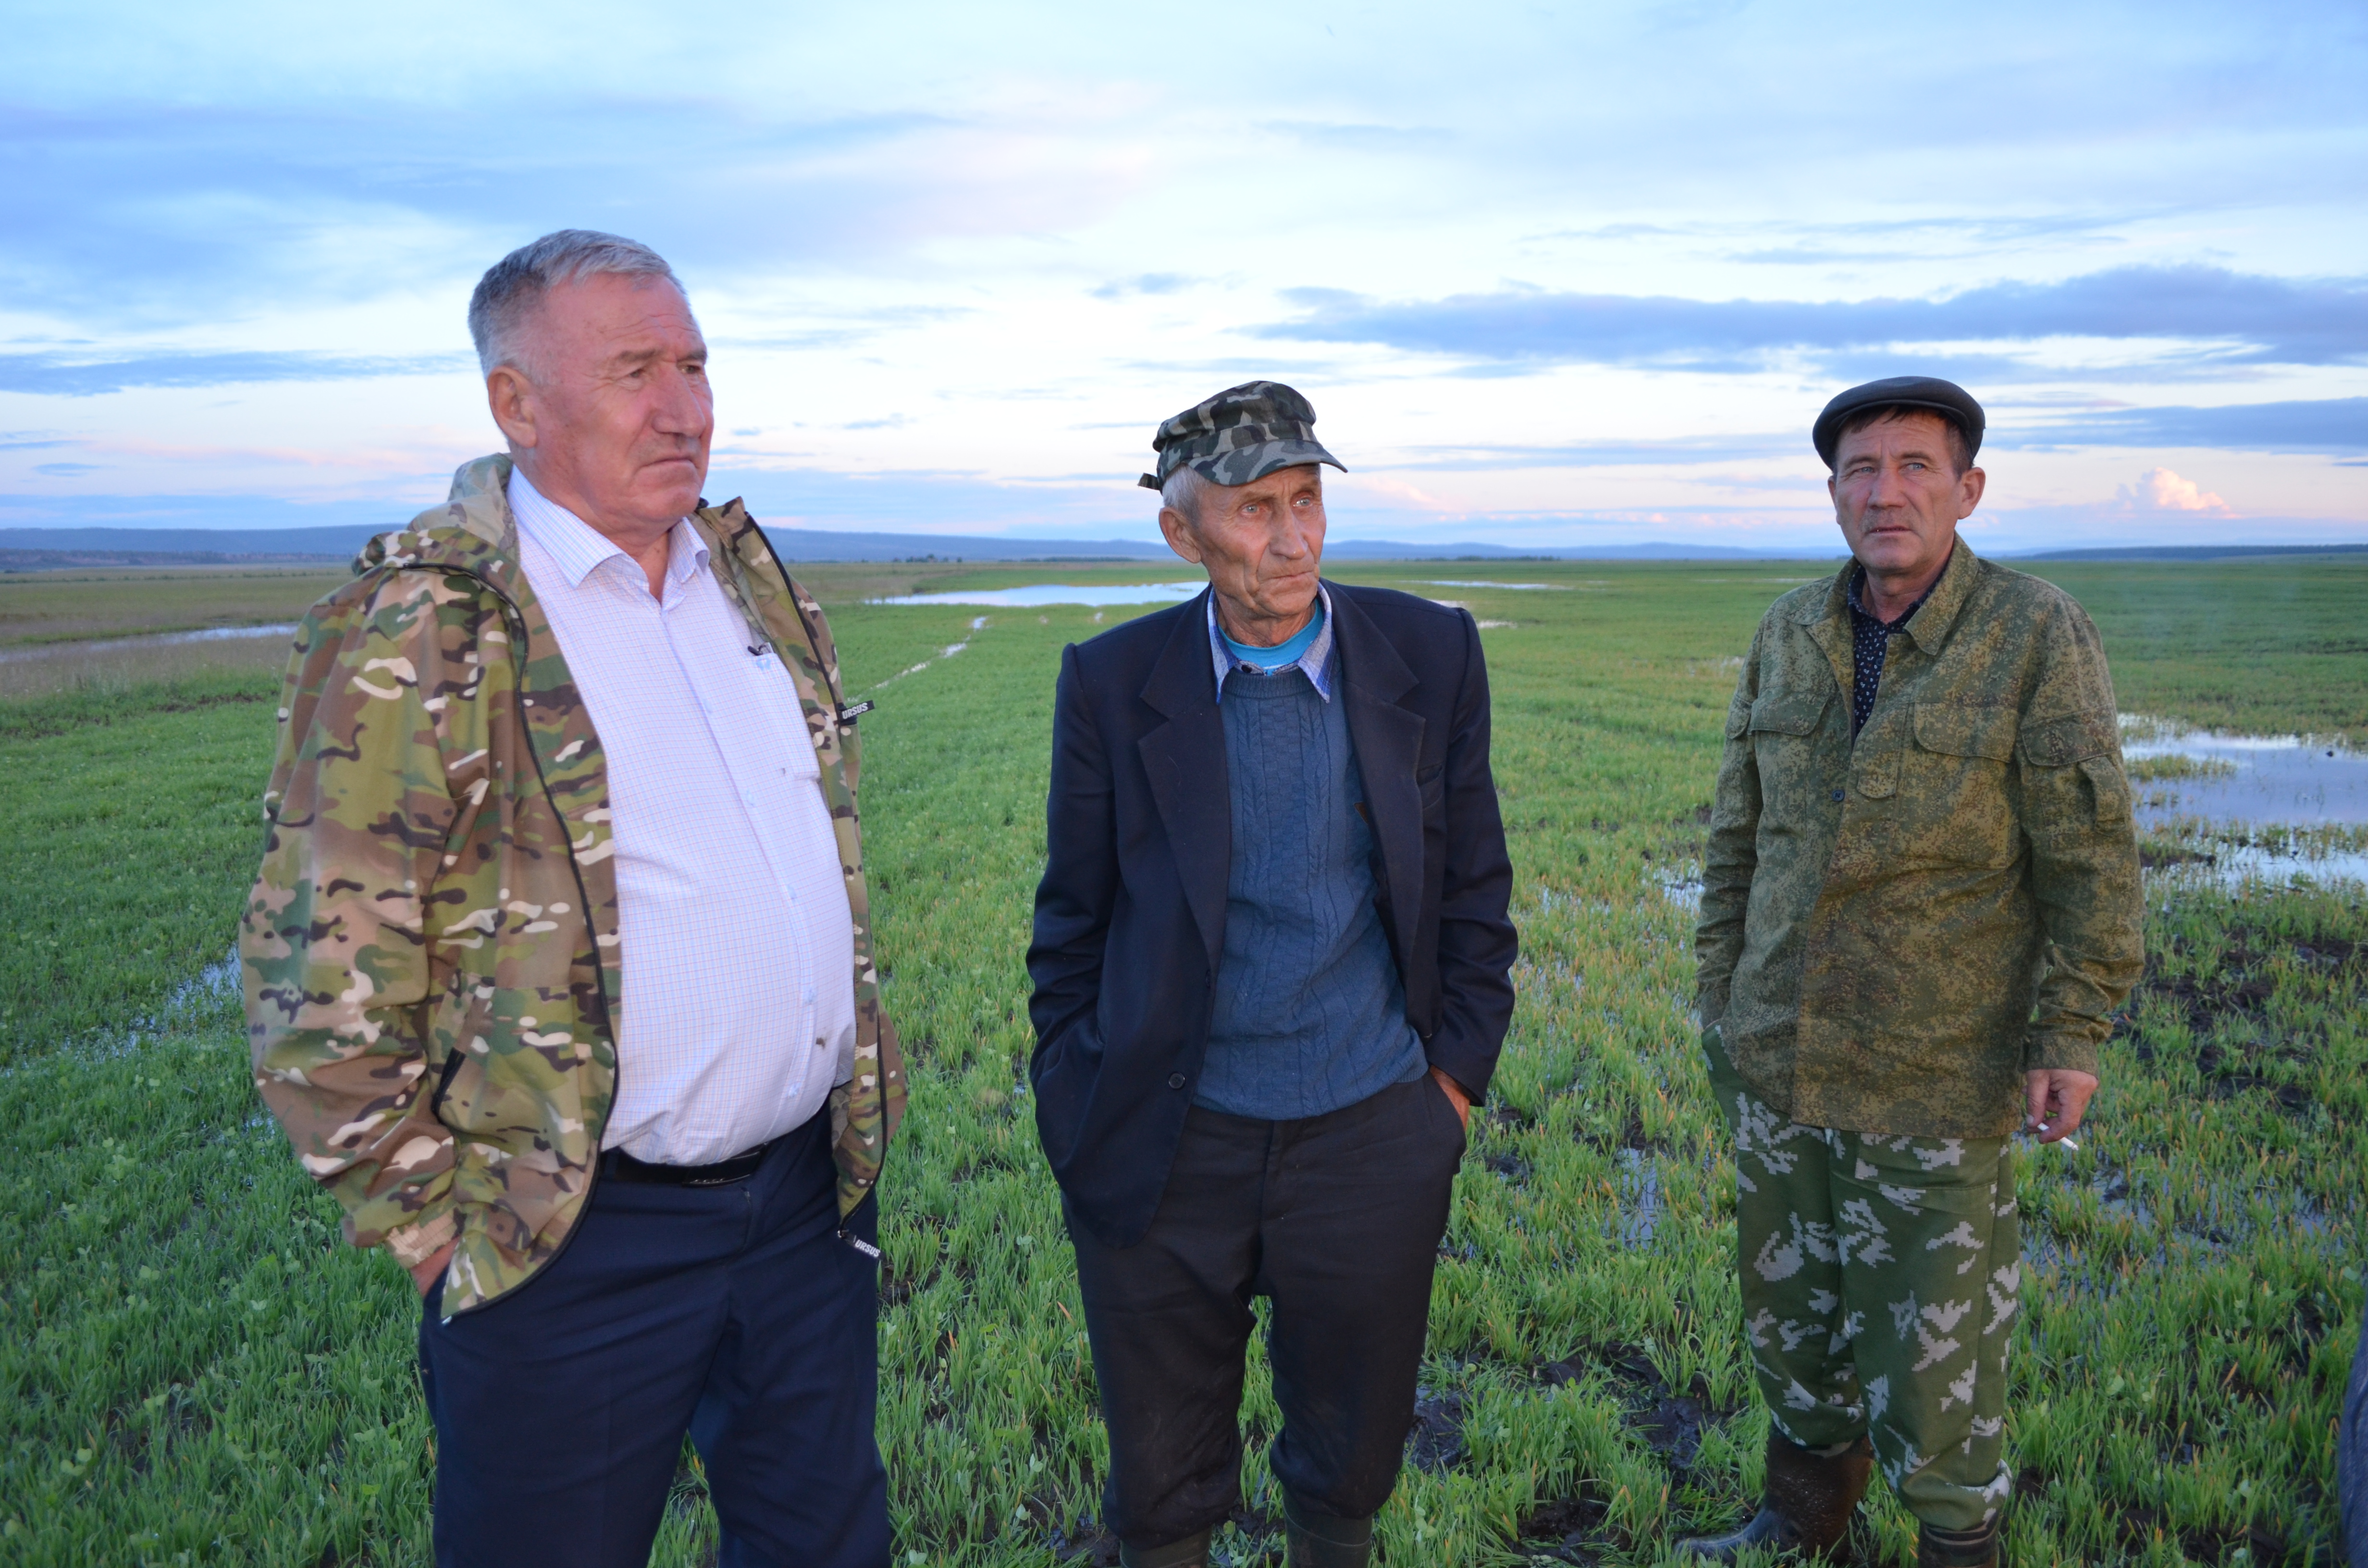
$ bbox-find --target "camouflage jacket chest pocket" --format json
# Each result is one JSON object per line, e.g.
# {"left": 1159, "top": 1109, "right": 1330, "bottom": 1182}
{"left": 1880, "top": 702, "right": 2023, "bottom": 864}
{"left": 1736, "top": 685, "right": 1837, "bottom": 821}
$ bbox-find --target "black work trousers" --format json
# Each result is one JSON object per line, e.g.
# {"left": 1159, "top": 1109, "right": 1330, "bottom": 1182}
{"left": 1066, "top": 1074, "right": 1466, "bottom": 1550}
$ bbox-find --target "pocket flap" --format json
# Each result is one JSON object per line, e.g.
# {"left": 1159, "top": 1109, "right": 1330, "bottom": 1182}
{"left": 2017, "top": 712, "right": 2113, "bottom": 767}
{"left": 1749, "top": 692, "right": 1829, "bottom": 735}
{"left": 1912, "top": 704, "right": 2018, "bottom": 760}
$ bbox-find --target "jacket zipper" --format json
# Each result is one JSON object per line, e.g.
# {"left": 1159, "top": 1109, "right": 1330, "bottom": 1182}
{"left": 431, "top": 572, "right": 618, "bottom": 1316}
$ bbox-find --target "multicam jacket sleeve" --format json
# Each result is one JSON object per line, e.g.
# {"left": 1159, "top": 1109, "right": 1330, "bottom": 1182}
{"left": 243, "top": 569, "right": 499, "bottom": 1270}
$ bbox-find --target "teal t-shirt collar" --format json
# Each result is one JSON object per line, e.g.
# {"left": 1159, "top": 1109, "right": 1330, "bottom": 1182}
{"left": 1221, "top": 602, "right": 1324, "bottom": 672}
{"left": 1206, "top": 583, "right": 1336, "bottom": 701}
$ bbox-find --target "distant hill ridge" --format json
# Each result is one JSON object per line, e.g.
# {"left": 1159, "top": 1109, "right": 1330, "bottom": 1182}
{"left": 0, "top": 524, "right": 1788, "bottom": 567}
{"left": 2, "top": 526, "right": 2361, "bottom": 571}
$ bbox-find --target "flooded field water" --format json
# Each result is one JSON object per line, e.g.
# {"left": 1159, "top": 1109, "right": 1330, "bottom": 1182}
{"left": 2121, "top": 715, "right": 2368, "bottom": 889}
{"left": 2123, "top": 716, "right": 2368, "bottom": 828}
{"left": 868, "top": 581, "right": 1202, "bottom": 608}
{"left": 0, "top": 623, "right": 298, "bottom": 665}
{"left": 0, "top": 624, "right": 301, "bottom": 698}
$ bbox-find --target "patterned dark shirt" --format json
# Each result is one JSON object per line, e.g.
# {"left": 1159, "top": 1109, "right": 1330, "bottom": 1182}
{"left": 1845, "top": 559, "right": 1943, "bottom": 737}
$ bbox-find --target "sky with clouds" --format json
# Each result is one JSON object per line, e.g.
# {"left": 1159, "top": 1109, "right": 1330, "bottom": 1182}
{"left": 3, "top": 0, "right": 2364, "bottom": 551}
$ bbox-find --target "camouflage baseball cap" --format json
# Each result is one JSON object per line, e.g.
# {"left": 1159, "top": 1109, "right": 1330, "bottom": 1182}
{"left": 1136, "top": 380, "right": 1346, "bottom": 491}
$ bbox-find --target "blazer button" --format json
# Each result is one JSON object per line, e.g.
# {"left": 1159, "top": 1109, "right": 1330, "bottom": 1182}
{"left": 1167, "top": 1073, "right": 1186, "bottom": 1090}
{"left": 1831, "top": 788, "right": 1845, "bottom": 802}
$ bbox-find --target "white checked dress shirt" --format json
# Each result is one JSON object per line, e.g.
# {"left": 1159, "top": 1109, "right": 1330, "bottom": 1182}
{"left": 509, "top": 468, "right": 856, "bottom": 1166}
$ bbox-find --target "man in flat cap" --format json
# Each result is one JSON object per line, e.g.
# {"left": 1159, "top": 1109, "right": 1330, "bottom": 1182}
{"left": 1683, "top": 377, "right": 2143, "bottom": 1565}
{"left": 1027, "top": 381, "right": 1517, "bottom": 1568}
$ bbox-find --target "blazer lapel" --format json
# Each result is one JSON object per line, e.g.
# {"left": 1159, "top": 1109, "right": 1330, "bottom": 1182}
{"left": 1138, "top": 591, "right": 1231, "bottom": 970}
{"left": 1330, "top": 588, "right": 1426, "bottom": 966}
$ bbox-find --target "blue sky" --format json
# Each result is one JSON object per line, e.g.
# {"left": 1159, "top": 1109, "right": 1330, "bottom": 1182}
{"left": 3, "top": 0, "right": 2363, "bottom": 551}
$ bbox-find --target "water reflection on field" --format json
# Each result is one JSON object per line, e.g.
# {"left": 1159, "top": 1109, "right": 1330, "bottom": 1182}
{"left": 868, "top": 582, "right": 1202, "bottom": 608}
{"left": 2121, "top": 715, "right": 2368, "bottom": 827}
{"left": 0, "top": 623, "right": 298, "bottom": 665}
{"left": 2121, "top": 715, "right": 2368, "bottom": 889}
{"left": 0, "top": 624, "right": 301, "bottom": 698}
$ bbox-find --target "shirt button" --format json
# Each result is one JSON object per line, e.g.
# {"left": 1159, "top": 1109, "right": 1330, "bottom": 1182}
{"left": 1831, "top": 789, "right": 1846, "bottom": 802}
{"left": 1167, "top": 1073, "right": 1186, "bottom": 1090}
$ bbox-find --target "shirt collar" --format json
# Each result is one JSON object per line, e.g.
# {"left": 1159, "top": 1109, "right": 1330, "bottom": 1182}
{"left": 1846, "top": 552, "right": 1944, "bottom": 632}
{"left": 1207, "top": 582, "right": 1335, "bottom": 702}
{"left": 507, "top": 465, "right": 704, "bottom": 591}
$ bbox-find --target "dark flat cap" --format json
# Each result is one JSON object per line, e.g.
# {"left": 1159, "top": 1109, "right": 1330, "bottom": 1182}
{"left": 1137, "top": 380, "right": 1345, "bottom": 491}
{"left": 1813, "top": 376, "right": 1985, "bottom": 468}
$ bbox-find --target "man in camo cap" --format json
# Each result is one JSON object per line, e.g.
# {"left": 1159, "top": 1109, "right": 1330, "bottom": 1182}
{"left": 1030, "top": 381, "right": 1517, "bottom": 1568}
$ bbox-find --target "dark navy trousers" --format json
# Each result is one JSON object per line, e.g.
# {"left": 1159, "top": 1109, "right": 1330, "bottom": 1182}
{"left": 418, "top": 1111, "right": 888, "bottom": 1568}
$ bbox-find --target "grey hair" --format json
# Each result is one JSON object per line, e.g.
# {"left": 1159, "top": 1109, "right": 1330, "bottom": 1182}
{"left": 467, "top": 230, "right": 687, "bottom": 379}
{"left": 1159, "top": 464, "right": 1211, "bottom": 525}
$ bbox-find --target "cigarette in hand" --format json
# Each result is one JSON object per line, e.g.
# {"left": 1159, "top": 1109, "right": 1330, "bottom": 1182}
{"left": 2033, "top": 1123, "right": 2079, "bottom": 1151}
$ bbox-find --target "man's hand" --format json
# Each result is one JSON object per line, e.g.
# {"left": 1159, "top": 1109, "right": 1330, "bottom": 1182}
{"left": 2023, "top": 1068, "right": 2098, "bottom": 1143}
{"left": 410, "top": 1242, "right": 456, "bottom": 1298}
{"left": 1430, "top": 1066, "right": 1471, "bottom": 1132}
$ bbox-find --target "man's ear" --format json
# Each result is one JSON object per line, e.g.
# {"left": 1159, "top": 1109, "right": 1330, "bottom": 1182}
{"left": 487, "top": 366, "right": 540, "bottom": 451}
{"left": 1957, "top": 465, "right": 1986, "bottom": 519}
{"left": 1158, "top": 507, "right": 1205, "bottom": 565}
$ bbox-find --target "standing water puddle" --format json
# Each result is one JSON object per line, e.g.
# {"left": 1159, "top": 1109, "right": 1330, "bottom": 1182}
{"left": 2121, "top": 718, "right": 2368, "bottom": 827}
{"left": 0, "top": 622, "right": 298, "bottom": 664}
{"left": 2121, "top": 715, "right": 2368, "bottom": 888}
{"left": 868, "top": 582, "right": 1202, "bottom": 608}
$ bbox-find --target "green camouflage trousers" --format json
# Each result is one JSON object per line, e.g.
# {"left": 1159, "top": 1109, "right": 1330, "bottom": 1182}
{"left": 1705, "top": 1029, "right": 2017, "bottom": 1532}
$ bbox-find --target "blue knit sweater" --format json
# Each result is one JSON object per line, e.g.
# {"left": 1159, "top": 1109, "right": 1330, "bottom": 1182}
{"left": 1196, "top": 664, "right": 1428, "bottom": 1120}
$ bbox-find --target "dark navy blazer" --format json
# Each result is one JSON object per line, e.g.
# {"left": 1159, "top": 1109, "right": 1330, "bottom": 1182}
{"left": 1025, "top": 582, "right": 1518, "bottom": 1249}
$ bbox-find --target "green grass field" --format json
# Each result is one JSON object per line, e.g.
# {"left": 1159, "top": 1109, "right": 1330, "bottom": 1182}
{"left": 1, "top": 555, "right": 2362, "bottom": 1564}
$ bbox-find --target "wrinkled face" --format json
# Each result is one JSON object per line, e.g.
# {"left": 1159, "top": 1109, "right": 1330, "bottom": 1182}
{"left": 1160, "top": 464, "right": 1328, "bottom": 635}
{"left": 499, "top": 271, "right": 713, "bottom": 531}
{"left": 1828, "top": 411, "right": 1983, "bottom": 583}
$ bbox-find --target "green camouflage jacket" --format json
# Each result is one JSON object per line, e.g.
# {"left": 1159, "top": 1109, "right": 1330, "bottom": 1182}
{"left": 1695, "top": 542, "right": 2144, "bottom": 1138}
{"left": 243, "top": 454, "right": 906, "bottom": 1316}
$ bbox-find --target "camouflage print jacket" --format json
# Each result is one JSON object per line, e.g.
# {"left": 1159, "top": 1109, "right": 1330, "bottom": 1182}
{"left": 1695, "top": 542, "right": 2144, "bottom": 1138}
{"left": 242, "top": 454, "right": 906, "bottom": 1316}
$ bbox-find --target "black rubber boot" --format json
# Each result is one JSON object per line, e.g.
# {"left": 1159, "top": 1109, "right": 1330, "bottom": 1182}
{"left": 1675, "top": 1433, "right": 1874, "bottom": 1562}
{"left": 1283, "top": 1492, "right": 1374, "bottom": 1568}
{"left": 1119, "top": 1527, "right": 1212, "bottom": 1568}
{"left": 1916, "top": 1518, "right": 2000, "bottom": 1567}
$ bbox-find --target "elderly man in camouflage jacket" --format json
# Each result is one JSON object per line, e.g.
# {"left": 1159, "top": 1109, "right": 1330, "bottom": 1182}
{"left": 1683, "top": 378, "right": 2143, "bottom": 1567}
{"left": 243, "top": 231, "right": 904, "bottom": 1568}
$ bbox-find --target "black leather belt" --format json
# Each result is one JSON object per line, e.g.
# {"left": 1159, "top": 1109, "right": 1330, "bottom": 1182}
{"left": 600, "top": 1137, "right": 776, "bottom": 1188}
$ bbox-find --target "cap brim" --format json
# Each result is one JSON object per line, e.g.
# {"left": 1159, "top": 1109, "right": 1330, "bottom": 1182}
{"left": 1178, "top": 438, "right": 1347, "bottom": 488}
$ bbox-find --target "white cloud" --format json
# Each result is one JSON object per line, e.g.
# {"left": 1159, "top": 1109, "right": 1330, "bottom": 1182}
{"left": 2115, "top": 466, "right": 2230, "bottom": 514}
